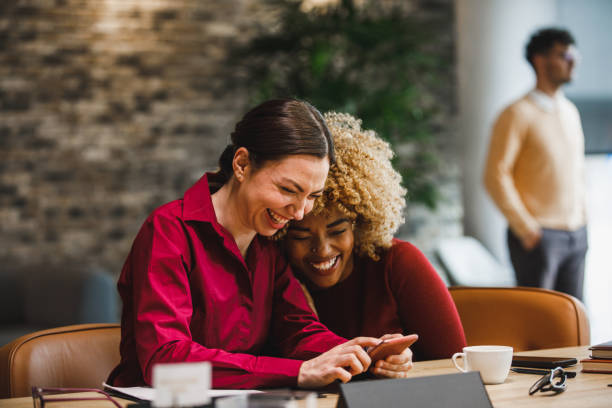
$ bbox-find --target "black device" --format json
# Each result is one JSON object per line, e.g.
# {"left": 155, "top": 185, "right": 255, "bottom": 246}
{"left": 511, "top": 355, "right": 577, "bottom": 369}
{"left": 336, "top": 372, "right": 493, "bottom": 408}
{"left": 511, "top": 367, "right": 577, "bottom": 378}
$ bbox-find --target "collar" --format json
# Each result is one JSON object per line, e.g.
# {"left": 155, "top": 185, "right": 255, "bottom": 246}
{"left": 182, "top": 173, "right": 219, "bottom": 223}
{"left": 183, "top": 172, "right": 262, "bottom": 263}
{"left": 528, "top": 89, "right": 565, "bottom": 113}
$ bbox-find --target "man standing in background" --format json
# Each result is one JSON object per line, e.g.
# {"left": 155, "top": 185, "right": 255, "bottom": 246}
{"left": 484, "top": 27, "right": 587, "bottom": 300}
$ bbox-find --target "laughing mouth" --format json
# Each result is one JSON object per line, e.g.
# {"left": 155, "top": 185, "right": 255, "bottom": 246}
{"left": 310, "top": 255, "right": 339, "bottom": 272}
{"left": 267, "top": 209, "right": 289, "bottom": 225}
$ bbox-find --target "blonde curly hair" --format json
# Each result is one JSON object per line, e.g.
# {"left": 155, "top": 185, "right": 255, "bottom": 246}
{"left": 310, "top": 112, "right": 407, "bottom": 261}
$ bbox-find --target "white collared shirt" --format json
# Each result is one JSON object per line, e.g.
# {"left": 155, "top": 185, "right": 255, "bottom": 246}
{"left": 528, "top": 89, "right": 565, "bottom": 113}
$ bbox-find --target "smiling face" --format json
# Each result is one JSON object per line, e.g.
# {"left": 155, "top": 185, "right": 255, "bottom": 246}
{"left": 236, "top": 153, "right": 329, "bottom": 237}
{"left": 285, "top": 206, "right": 355, "bottom": 288}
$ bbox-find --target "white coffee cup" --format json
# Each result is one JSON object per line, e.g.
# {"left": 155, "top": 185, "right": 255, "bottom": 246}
{"left": 452, "top": 345, "right": 513, "bottom": 384}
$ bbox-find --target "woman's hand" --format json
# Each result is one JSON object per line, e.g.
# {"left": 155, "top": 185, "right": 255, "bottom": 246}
{"left": 297, "top": 337, "right": 381, "bottom": 388}
{"left": 369, "top": 333, "right": 414, "bottom": 378}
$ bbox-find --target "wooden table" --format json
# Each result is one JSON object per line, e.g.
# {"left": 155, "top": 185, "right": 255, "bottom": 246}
{"left": 399, "top": 346, "right": 611, "bottom": 408}
{"left": 1, "top": 346, "right": 609, "bottom": 407}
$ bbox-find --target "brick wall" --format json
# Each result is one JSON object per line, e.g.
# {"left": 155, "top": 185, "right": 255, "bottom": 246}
{"left": 0, "top": 0, "right": 459, "bottom": 277}
{"left": 0, "top": 0, "right": 258, "bottom": 273}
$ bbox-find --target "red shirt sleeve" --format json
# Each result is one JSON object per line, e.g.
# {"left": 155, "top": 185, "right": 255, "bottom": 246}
{"left": 387, "top": 240, "right": 467, "bottom": 360}
{"left": 127, "top": 213, "right": 328, "bottom": 388}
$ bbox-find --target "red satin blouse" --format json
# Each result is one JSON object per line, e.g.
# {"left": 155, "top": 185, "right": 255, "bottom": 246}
{"left": 107, "top": 173, "right": 345, "bottom": 389}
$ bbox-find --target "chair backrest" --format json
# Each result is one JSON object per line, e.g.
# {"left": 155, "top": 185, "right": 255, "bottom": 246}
{"left": 449, "top": 287, "right": 590, "bottom": 352}
{"left": 0, "top": 323, "right": 120, "bottom": 398}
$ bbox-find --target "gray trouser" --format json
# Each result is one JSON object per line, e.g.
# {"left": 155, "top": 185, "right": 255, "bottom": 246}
{"left": 507, "top": 226, "right": 588, "bottom": 300}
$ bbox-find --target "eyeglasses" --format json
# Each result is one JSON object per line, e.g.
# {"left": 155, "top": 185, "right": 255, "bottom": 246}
{"left": 528, "top": 366, "right": 567, "bottom": 396}
{"left": 550, "top": 47, "right": 581, "bottom": 63}
{"left": 31, "top": 387, "right": 122, "bottom": 408}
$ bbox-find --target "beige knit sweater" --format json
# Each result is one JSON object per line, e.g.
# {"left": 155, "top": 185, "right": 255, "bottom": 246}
{"left": 484, "top": 91, "right": 587, "bottom": 240}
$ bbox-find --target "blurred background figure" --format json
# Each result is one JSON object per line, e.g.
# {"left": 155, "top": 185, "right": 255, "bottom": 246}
{"left": 456, "top": 0, "right": 611, "bottom": 344}
{"left": 483, "top": 28, "right": 587, "bottom": 300}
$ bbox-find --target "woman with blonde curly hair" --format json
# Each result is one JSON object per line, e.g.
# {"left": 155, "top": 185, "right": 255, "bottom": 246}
{"left": 282, "top": 112, "right": 466, "bottom": 368}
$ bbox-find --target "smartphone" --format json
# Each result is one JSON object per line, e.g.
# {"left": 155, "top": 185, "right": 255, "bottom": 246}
{"left": 511, "top": 355, "right": 578, "bottom": 369}
{"left": 368, "top": 334, "right": 418, "bottom": 363}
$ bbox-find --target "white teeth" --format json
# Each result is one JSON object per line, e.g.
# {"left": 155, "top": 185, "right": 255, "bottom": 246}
{"left": 267, "top": 209, "right": 289, "bottom": 224}
{"left": 311, "top": 256, "right": 338, "bottom": 271}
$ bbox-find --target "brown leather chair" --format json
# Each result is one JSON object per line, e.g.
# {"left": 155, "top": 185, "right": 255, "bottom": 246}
{"left": 449, "top": 287, "right": 590, "bottom": 352}
{"left": 0, "top": 323, "right": 120, "bottom": 398}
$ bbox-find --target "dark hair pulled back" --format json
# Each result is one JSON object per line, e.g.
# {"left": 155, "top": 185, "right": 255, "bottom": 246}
{"left": 216, "top": 99, "right": 335, "bottom": 184}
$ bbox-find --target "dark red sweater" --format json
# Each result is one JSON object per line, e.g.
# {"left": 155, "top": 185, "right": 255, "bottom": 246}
{"left": 299, "top": 239, "right": 466, "bottom": 361}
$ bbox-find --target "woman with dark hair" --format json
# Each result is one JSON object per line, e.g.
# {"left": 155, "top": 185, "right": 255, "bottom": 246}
{"left": 107, "top": 99, "right": 413, "bottom": 390}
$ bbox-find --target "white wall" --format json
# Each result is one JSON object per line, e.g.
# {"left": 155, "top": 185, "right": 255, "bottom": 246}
{"left": 455, "top": 0, "right": 556, "bottom": 262}
{"left": 559, "top": 0, "right": 612, "bottom": 98}
{"left": 584, "top": 156, "right": 612, "bottom": 343}
{"left": 558, "top": 0, "right": 612, "bottom": 343}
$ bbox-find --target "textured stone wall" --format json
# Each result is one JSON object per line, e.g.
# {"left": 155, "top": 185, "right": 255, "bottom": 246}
{"left": 0, "top": 0, "right": 459, "bottom": 277}
{"left": 0, "top": 0, "right": 259, "bottom": 273}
